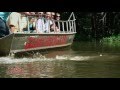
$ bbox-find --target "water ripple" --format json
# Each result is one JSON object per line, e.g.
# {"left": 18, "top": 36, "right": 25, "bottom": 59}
{"left": 0, "top": 55, "right": 95, "bottom": 64}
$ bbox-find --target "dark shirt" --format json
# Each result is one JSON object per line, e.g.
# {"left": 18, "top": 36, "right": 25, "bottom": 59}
{"left": 0, "top": 17, "right": 10, "bottom": 38}
{"left": 29, "top": 24, "right": 34, "bottom": 30}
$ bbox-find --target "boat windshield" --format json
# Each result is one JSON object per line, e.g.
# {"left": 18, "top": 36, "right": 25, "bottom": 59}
{"left": 0, "top": 12, "right": 11, "bottom": 21}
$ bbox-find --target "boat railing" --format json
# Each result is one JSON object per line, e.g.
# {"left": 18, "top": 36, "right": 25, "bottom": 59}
{"left": 51, "top": 12, "right": 76, "bottom": 33}
{"left": 52, "top": 19, "right": 76, "bottom": 33}
{"left": 26, "top": 12, "right": 76, "bottom": 34}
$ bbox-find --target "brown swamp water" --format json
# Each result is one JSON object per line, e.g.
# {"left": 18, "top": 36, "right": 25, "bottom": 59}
{"left": 0, "top": 41, "right": 120, "bottom": 78}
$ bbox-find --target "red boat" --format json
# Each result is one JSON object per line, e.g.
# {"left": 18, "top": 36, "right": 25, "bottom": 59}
{"left": 0, "top": 12, "right": 76, "bottom": 56}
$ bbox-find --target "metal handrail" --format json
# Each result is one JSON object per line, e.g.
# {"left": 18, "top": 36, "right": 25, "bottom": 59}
{"left": 68, "top": 12, "right": 76, "bottom": 20}
{"left": 53, "top": 19, "right": 75, "bottom": 22}
{"left": 26, "top": 12, "right": 76, "bottom": 33}
{"left": 53, "top": 19, "right": 76, "bottom": 33}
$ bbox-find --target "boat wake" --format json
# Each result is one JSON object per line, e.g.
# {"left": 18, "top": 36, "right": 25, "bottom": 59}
{"left": 55, "top": 55, "right": 93, "bottom": 61}
{"left": 0, "top": 54, "right": 96, "bottom": 64}
{"left": 0, "top": 56, "right": 53, "bottom": 64}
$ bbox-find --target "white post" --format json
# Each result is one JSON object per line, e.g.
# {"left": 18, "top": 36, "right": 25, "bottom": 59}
{"left": 69, "top": 21, "right": 71, "bottom": 32}
{"left": 27, "top": 16, "right": 30, "bottom": 33}
{"left": 53, "top": 20, "right": 55, "bottom": 33}
{"left": 62, "top": 22, "right": 64, "bottom": 33}
{"left": 58, "top": 21, "right": 60, "bottom": 31}
{"left": 68, "top": 12, "right": 74, "bottom": 20}
{"left": 66, "top": 21, "right": 69, "bottom": 33}
{"left": 72, "top": 12, "right": 76, "bottom": 32}
{"left": 72, "top": 12, "right": 76, "bottom": 20}
{"left": 48, "top": 20, "right": 50, "bottom": 33}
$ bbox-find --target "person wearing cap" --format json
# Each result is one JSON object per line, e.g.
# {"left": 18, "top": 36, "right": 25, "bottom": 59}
{"left": 55, "top": 13, "right": 60, "bottom": 20}
{"left": 20, "top": 12, "right": 29, "bottom": 32}
{"left": 36, "top": 12, "right": 45, "bottom": 33}
{"left": 44, "top": 12, "right": 53, "bottom": 33}
{"left": 29, "top": 12, "right": 36, "bottom": 15}
{"left": 49, "top": 12, "right": 56, "bottom": 32}
{"left": 23, "top": 12, "right": 31, "bottom": 15}
{"left": 45, "top": 12, "right": 59, "bottom": 33}
{"left": 54, "top": 13, "right": 61, "bottom": 32}
{"left": 50, "top": 13, "right": 61, "bottom": 33}
{"left": 37, "top": 12, "right": 44, "bottom": 18}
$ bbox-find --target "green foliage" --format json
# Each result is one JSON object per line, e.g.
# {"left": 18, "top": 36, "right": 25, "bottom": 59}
{"left": 101, "top": 34, "right": 120, "bottom": 47}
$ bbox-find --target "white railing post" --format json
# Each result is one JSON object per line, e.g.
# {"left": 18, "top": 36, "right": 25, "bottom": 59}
{"left": 68, "top": 12, "right": 74, "bottom": 20}
{"left": 72, "top": 12, "right": 76, "bottom": 32}
{"left": 66, "top": 21, "right": 69, "bottom": 33}
{"left": 48, "top": 20, "right": 50, "bottom": 33}
{"left": 52, "top": 13, "right": 76, "bottom": 33}
{"left": 69, "top": 21, "right": 71, "bottom": 32}
{"left": 58, "top": 21, "right": 60, "bottom": 31}
{"left": 27, "top": 16, "right": 30, "bottom": 33}
{"left": 72, "top": 12, "right": 76, "bottom": 20}
{"left": 62, "top": 22, "right": 64, "bottom": 33}
{"left": 68, "top": 12, "right": 76, "bottom": 33}
{"left": 54, "top": 21, "right": 55, "bottom": 33}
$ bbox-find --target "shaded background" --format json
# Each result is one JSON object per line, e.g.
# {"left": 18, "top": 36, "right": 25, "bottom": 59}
{"left": 60, "top": 12, "right": 120, "bottom": 41}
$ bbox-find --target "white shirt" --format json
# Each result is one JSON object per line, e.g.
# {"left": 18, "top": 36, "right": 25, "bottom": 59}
{"left": 44, "top": 19, "right": 53, "bottom": 33}
{"left": 36, "top": 18, "right": 53, "bottom": 33}
{"left": 7, "top": 12, "right": 22, "bottom": 32}
{"left": 36, "top": 17, "right": 45, "bottom": 33}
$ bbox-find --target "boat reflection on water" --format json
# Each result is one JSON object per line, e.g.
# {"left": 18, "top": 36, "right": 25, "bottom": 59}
{"left": 4, "top": 48, "right": 75, "bottom": 78}
{"left": 6, "top": 65, "right": 25, "bottom": 77}
{"left": 5, "top": 57, "right": 75, "bottom": 78}
{"left": 6, "top": 64, "right": 44, "bottom": 78}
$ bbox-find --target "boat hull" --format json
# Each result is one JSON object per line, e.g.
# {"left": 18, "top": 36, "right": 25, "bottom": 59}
{"left": 0, "top": 33, "right": 76, "bottom": 56}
